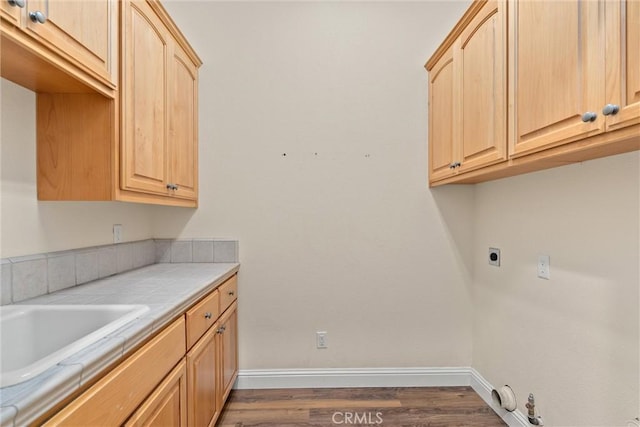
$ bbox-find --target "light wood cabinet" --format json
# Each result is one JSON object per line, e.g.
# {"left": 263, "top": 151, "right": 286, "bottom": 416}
{"left": 125, "top": 360, "right": 188, "bottom": 427}
{"left": 187, "top": 321, "right": 220, "bottom": 427}
{"left": 186, "top": 275, "right": 239, "bottom": 427}
{"left": 44, "top": 274, "right": 239, "bottom": 426}
{"left": 426, "top": 0, "right": 640, "bottom": 186}
{"left": 604, "top": 0, "right": 640, "bottom": 133}
{"left": 24, "top": 0, "right": 116, "bottom": 86}
{"left": 168, "top": 40, "right": 199, "bottom": 201}
{"left": 186, "top": 290, "right": 220, "bottom": 350}
{"left": 44, "top": 317, "right": 186, "bottom": 426}
{"left": 456, "top": 0, "right": 506, "bottom": 172}
{"left": 509, "top": 0, "right": 604, "bottom": 157}
{"left": 120, "top": 0, "right": 200, "bottom": 202}
{"left": 121, "top": 0, "right": 171, "bottom": 196}
{"left": 427, "top": 0, "right": 506, "bottom": 184}
{"left": 1, "top": 0, "right": 22, "bottom": 27}
{"left": 34, "top": 0, "right": 202, "bottom": 207}
{"left": 1, "top": 0, "right": 116, "bottom": 96}
{"left": 218, "top": 302, "right": 238, "bottom": 406}
{"left": 428, "top": 46, "right": 456, "bottom": 182}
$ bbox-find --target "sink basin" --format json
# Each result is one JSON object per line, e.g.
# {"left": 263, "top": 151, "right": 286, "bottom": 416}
{"left": 0, "top": 304, "right": 149, "bottom": 387}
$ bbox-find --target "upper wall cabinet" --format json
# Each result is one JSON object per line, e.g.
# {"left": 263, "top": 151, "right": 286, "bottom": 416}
{"left": 455, "top": 0, "right": 506, "bottom": 173}
{"left": 428, "top": 46, "right": 456, "bottom": 182}
{"left": 35, "top": 0, "right": 202, "bottom": 207}
{"left": 1, "top": 0, "right": 22, "bottom": 27}
{"left": 509, "top": 0, "right": 604, "bottom": 157}
{"left": 168, "top": 41, "right": 199, "bottom": 201}
{"left": 426, "top": 0, "right": 507, "bottom": 184}
{"left": 1, "top": 0, "right": 117, "bottom": 96}
{"left": 120, "top": 0, "right": 200, "bottom": 204}
{"left": 121, "top": 0, "right": 171, "bottom": 197}
{"left": 604, "top": 0, "right": 640, "bottom": 133}
{"left": 120, "top": 0, "right": 199, "bottom": 202}
{"left": 426, "top": 0, "right": 640, "bottom": 186}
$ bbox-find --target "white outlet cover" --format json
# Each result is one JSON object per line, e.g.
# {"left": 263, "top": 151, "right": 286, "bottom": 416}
{"left": 538, "top": 255, "right": 550, "bottom": 280}
{"left": 113, "top": 224, "right": 123, "bottom": 244}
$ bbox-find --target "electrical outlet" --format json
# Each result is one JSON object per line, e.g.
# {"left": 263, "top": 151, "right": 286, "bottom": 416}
{"left": 316, "top": 331, "right": 327, "bottom": 349}
{"left": 113, "top": 224, "right": 123, "bottom": 244}
{"left": 537, "top": 255, "right": 550, "bottom": 280}
{"left": 489, "top": 248, "right": 500, "bottom": 266}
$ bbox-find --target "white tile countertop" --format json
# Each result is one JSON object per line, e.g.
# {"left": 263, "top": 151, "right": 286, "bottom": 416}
{"left": 0, "top": 262, "right": 240, "bottom": 427}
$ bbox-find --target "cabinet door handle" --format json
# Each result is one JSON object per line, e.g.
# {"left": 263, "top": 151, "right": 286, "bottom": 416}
{"left": 166, "top": 183, "right": 178, "bottom": 190}
{"left": 602, "top": 104, "right": 620, "bottom": 116}
{"left": 29, "top": 10, "right": 46, "bottom": 24}
{"left": 581, "top": 112, "right": 597, "bottom": 122}
{"left": 228, "top": 291, "right": 235, "bottom": 296}
{"left": 7, "top": 0, "right": 25, "bottom": 8}
{"left": 204, "top": 312, "right": 212, "bottom": 319}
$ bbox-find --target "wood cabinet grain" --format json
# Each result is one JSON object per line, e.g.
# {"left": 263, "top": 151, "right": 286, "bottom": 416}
{"left": 426, "top": 0, "right": 640, "bottom": 186}
{"left": 33, "top": 0, "right": 202, "bottom": 207}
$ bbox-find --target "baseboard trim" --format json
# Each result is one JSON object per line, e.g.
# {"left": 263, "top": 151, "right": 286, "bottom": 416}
{"left": 236, "top": 367, "right": 471, "bottom": 389}
{"left": 236, "top": 367, "right": 530, "bottom": 427}
{"left": 469, "top": 368, "right": 530, "bottom": 427}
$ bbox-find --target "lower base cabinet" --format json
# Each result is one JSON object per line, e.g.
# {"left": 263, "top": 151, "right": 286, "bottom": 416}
{"left": 125, "top": 360, "right": 188, "bottom": 427}
{"left": 43, "top": 274, "right": 239, "bottom": 427}
{"left": 186, "top": 281, "right": 239, "bottom": 427}
{"left": 187, "top": 323, "right": 220, "bottom": 427}
{"left": 219, "top": 302, "right": 238, "bottom": 407}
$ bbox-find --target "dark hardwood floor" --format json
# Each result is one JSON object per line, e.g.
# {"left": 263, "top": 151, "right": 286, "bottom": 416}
{"left": 217, "top": 386, "right": 507, "bottom": 426}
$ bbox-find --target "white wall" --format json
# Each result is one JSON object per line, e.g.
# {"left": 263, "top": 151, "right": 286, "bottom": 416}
{"left": 158, "top": 1, "right": 475, "bottom": 369}
{"left": 472, "top": 152, "right": 640, "bottom": 426}
{"left": 0, "top": 79, "right": 155, "bottom": 258}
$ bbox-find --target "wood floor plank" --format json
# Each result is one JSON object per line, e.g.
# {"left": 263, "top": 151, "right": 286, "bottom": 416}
{"left": 228, "top": 399, "right": 402, "bottom": 410}
{"left": 216, "top": 386, "right": 506, "bottom": 426}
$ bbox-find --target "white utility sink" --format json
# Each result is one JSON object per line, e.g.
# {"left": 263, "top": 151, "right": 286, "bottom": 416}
{"left": 0, "top": 304, "right": 149, "bottom": 387}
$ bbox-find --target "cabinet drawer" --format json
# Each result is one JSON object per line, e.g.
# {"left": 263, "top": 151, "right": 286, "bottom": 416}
{"left": 124, "top": 359, "right": 187, "bottom": 427}
{"left": 186, "top": 290, "right": 220, "bottom": 349}
{"left": 44, "top": 317, "right": 186, "bottom": 426}
{"left": 219, "top": 275, "right": 238, "bottom": 314}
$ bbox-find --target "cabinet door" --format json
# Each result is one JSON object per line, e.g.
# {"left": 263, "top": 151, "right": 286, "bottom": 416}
{"left": 605, "top": 0, "right": 640, "bottom": 131}
{"left": 1, "top": 0, "right": 23, "bottom": 27}
{"left": 24, "top": 0, "right": 115, "bottom": 84}
{"left": 121, "top": 0, "right": 170, "bottom": 196}
{"left": 509, "top": 0, "right": 605, "bottom": 157}
{"left": 187, "top": 324, "right": 219, "bottom": 427}
{"left": 428, "top": 47, "right": 456, "bottom": 183}
{"left": 125, "top": 360, "right": 187, "bottom": 427}
{"left": 44, "top": 317, "right": 186, "bottom": 426}
{"left": 168, "top": 40, "right": 198, "bottom": 201}
{"left": 218, "top": 303, "right": 238, "bottom": 405}
{"left": 456, "top": 0, "right": 506, "bottom": 173}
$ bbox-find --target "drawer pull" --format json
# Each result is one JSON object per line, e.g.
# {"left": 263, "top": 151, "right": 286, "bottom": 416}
{"left": 204, "top": 312, "right": 212, "bottom": 319}
{"left": 581, "top": 111, "right": 597, "bottom": 122}
{"left": 217, "top": 325, "right": 226, "bottom": 334}
{"left": 29, "top": 10, "right": 46, "bottom": 24}
{"left": 7, "top": 0, "right": 25, "bottom": 8}
{"left": 602, "top": 104, "right": 620, "bottom": 116}
{"left": 228, "top": 291, "right": 235, "bottom": 296}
